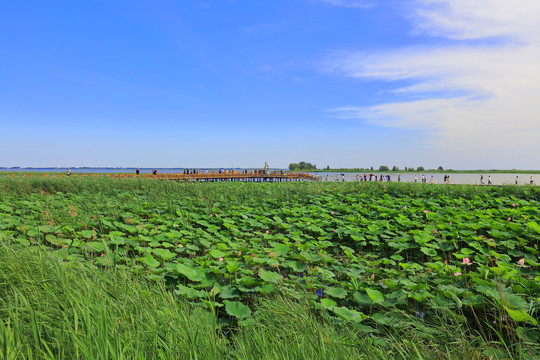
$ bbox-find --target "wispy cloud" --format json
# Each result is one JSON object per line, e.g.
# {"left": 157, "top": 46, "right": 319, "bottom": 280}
{"left": 411, "top": 0, "right": 540, "bottom": 41}
{"left": 318, "top": 0, "right": 373, "bottom": 9}
{"left": 327, "top": 0, "right": 540, "bottom": 167}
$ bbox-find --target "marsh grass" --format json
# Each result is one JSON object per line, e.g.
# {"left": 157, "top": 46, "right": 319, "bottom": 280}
{"left": 1, "top": 242, "right": 531, "bottom": 360}
{"left": 1, "top": 175, "right": 539, "bottom": 202}
{"left": 0, "top": 241, "right": 226, "bottom": 359}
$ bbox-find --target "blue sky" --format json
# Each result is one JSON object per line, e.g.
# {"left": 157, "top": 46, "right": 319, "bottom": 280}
{"left": 2, "top": 0, "right": 539, "bottom": 169}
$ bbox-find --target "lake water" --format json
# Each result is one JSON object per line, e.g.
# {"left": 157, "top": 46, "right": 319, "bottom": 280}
{"left": 312, "top": 172, "right": 538, "bottom": 186}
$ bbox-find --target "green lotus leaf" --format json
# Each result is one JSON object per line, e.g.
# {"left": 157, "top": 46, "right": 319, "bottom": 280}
{"left": 504, "top": 306, "right": 538, "bottom": 325}
{"left": 331, "top": 306, "right": 367, "bottom": 323}
{"left": 219, "top": 285, "right": 240, "bottom": 299}
{"left": 420, "top": 247, "right": 437, "bottom": 257}
{"left": 320, "top": 298, "right": 337, "bottom": 308}
{"left": 366, "top": 288, "right": 385, "bottom": 304}
{"left": 258, "top": 269, "right": 281, "bottom": 284}
{"left": 326, "top": 286, "right": 347, "bottom": 299}
{"left": 224, "top": 301, "right": 251, "bottom": 319}
{"left": 176, "top": 263, "right": 205, "bottom": 282}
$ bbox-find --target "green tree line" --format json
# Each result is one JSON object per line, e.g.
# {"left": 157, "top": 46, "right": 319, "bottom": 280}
{"left": 289, "top": 162, "right": 317, "bottom": 171}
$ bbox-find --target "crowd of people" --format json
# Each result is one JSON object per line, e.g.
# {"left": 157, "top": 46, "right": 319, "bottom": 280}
{"left": 131, "top": 168, "right": 287, "bottom": 176}
{"left": 319, "top": 173, "right": 537, "bottom": 186}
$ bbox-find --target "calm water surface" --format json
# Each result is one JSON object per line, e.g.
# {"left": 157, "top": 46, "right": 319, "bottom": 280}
{"left": 312, "top": 172, "right": 538, "bottom": 186}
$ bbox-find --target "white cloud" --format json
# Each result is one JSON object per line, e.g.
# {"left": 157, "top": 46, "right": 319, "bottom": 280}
{"left": 412, "top": 0, "right": 540, "bottom": 41}
{"left": 328, "top": 0, "right": 540, "bottom": 168}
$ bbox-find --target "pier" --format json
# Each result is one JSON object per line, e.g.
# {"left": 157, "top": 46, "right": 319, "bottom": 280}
{"left": 119, "top": 172, "right": 319, "bottom": 182}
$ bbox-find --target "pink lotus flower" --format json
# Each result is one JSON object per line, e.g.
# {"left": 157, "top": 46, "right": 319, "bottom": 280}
{"left": 371, "top": 274, "right": 375, "bottom": 280}
{"left": 265, "top": 230, "right": 269, "bottom": 234}
{"left": 424, "top": 210, "right": 429, "bottom": 213}
{"left": 449, "top": 222, "right": 452, "bottom": 226}
{"left": 518, "top": 258, "right": 525, "bottom": 265}
{"left": 403, "top": 206, "right": 407, "bottom": 209}
{"left": 454, "top": 272, "right": 462, "bottom": 276}
{"left": 210, "top": 214, "right": 213, "bottom": 217}
{"left": 508, "top": 217, "right": 511, "bottom": 221}
{"left": 219, "top": 257, "right": 224, "bottom": 262}
{"left": 238, "top": 251, "right": 242, "bottom": 256}
{"left": 512, "top": 203, "right": 516, "bottom": 207}
{"left": 331, "top": 211, "right": 334, "bottom": 215}
{"left": 462, "top": 257, "right": 471, "bottom": 265}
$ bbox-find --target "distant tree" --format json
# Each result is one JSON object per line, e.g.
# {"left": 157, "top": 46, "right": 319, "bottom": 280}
{"left": 326, "top": 165, "right": 330, "bottom": 170}
{"left": 404, "top": 167, "right": 408, "bottom": 171}
{"left": 289, "top": 162, "right": 317, "bottom": 171}
{"left": 437, "top": 166, "right": 444, "bottom": 171}
{"left": 379, "top": 165, "right": 389, "bottom": 171}
{"left": 289, "top": 163, "right": 299, "bottom": 170}
{"left": 417, "top": 166, "right": 425, "bottom": 171}
{"left": 370, "top": 166, "right": 374, "bottom": 171}
{"left": 392, "top": 166, "right": 399, "bottom": 171}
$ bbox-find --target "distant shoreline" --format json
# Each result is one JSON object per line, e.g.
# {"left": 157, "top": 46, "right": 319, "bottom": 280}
{"left": 2, "top": 167, "right": 540, "bottom": 175}
{"left": 308, "top": 169, "right": 540, "bottom": 174}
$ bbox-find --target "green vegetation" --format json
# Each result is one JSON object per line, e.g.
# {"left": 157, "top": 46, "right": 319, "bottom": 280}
{"left": 289, "top": 162, "right": 317, "bottom": 171}
{"left": 1, "top": 176, "right": 539, "bottom": 359}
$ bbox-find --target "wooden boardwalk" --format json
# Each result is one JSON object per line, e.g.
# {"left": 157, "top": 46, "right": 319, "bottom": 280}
{"left": 10, "top": 172, "right": 320, "bottom": 182}
{"left": 135, "top": 173, "right": 318, "bottom": 182}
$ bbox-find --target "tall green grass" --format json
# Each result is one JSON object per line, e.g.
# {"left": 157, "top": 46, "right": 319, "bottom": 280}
{"left": 0, "top": 240, "right": 226, "bottom": 359}
{"left": 1, "top": 241, "right": 529, "bottom": 359}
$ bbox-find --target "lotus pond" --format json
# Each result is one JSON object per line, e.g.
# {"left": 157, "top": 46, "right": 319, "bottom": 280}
{"left": 0, "top": 177, "right": 539, "bottom": 356}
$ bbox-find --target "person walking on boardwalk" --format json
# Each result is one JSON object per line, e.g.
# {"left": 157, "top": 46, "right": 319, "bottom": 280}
{"left": 152, "top": 169, "right": 157, "bottom": 175}
{"left": 488, "top": 176, "right": 492, "bottom": 185}
{"left": 480, "top": 175, "right": 484, "bottom": 185}
{"left": 414, "top": 175, "right": 418, "bottom": 183}
{"left": 397, "top": 174, "right": 401, "bottom": 182}
{"left": 515, "top": 176, "right": 519, "bottom": 185}
{"left": 531, "top": 176, "right": 535, "bottom": 185}
{"left": 136, "top": 168, "right": 140, "bottom": 175}
{"left": 66, "top": 168, "right": 72, "bottom": 176}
